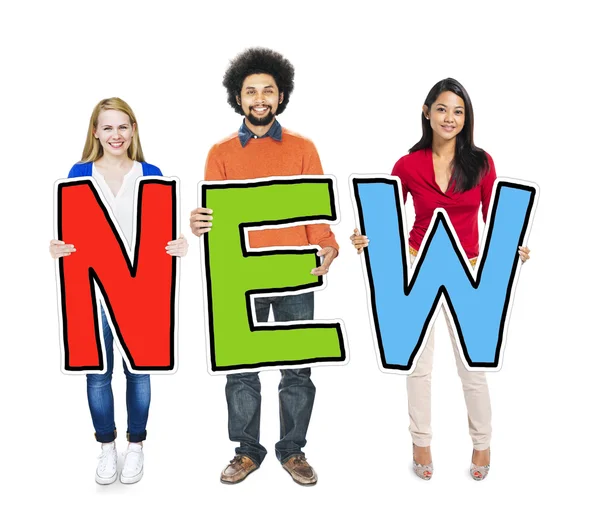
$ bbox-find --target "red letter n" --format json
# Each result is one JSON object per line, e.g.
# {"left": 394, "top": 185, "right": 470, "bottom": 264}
{"left": 55, "top": 177, "right": 178, "bottom": 373}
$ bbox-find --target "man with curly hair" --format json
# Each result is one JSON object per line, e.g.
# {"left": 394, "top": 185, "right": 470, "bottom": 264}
{"left": 190, "top": 47, "right": 338, "bottom": 486}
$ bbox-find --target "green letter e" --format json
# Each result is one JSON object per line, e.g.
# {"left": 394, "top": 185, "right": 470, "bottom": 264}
{"left": 199, "top": 176, "right": 347, "bottom": 373}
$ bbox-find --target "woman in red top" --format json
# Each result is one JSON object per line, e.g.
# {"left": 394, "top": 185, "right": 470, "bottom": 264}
{"left": 352, "top": 78, "right": 529, "bottom": 481}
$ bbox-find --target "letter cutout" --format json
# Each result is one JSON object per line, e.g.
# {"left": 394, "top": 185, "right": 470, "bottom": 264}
{"left": 352, "top": 175, "right": 538, "bottom": 372}
{"left": 199, "top": 176, "right": 347, "bottom": 374}
{"left": 55, "top": 177, "right": 179, "bottom": 374}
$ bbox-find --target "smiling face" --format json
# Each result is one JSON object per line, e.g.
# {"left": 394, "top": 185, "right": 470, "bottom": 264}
{"left": 94, "top": 109, "right": 136, "bottom": 157}
{"left": 236, "top": 73, "right": 283, "bottom": 127}
{"left": 424, "top": 91, "right": 466, "bottom": 142}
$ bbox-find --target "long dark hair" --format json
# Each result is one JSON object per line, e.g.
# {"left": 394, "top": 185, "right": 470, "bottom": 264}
{"left": 410, "top": 78, "right": 489, "bottom": 192}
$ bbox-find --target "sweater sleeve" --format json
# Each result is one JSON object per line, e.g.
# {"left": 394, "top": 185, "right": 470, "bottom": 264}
{"left": 68, "top": 162, "right": 92, "bottom": 178}
{"left": 303, "top": 141, "right": 339, "bottom": 251}
{"left": 204, "top": 144, "right": 226, "bottom": 180}
{"left": 141, "top": 162, "right": 163, "bottom": 176}
{"left": 481, "top": 154, "right": 497, "bottom": 223}
{"left": 67, "top": 164, "right": 78, "bottom": 178}
{"left": 303, "top": 140, "right": 324, "bottom": 175}
{"left": 391, "top": 157, "right": 409, "bottom": 204}
{"left": 305, "top": 225, "right": 339, "bottom": 251}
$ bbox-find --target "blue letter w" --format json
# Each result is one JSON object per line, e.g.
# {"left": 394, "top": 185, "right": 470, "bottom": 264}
{"left": 352, "top": 176, "right": 537, "bottom": 371}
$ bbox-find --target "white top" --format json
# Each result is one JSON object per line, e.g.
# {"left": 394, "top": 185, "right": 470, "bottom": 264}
{"left": 92, "top": 161, "right": 143, "bottom": 248}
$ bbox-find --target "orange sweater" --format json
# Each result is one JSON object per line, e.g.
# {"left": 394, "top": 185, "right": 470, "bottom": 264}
{"left": 204, "top": 128, "right": 339, "bottom": 251}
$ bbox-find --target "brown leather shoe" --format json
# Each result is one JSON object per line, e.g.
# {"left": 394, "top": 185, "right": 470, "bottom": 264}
{"left": 282, "top": 455, "right": 318, "bottom": 486}
{"left": 220, "top": 455, "right": 258, "bottom": 485}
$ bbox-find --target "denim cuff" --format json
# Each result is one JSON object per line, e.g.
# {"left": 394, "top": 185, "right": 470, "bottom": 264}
{"left": 279, "top": 452, "right": 305, "bottom": 465}
{"left": 95, "top": 429, "right": 117, "bottom": 443}
{"left": 234, "top": 449, "right": 262, "bottom": 468}
{"left": 127, "top": 430, "right": 147, "bottom": 443}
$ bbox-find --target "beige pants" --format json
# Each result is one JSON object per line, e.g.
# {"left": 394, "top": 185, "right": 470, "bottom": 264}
{"left": 407, "top": 253, "right": 492, "bottom": 450}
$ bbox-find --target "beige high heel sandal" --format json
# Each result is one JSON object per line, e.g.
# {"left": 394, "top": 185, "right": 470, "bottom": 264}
{"left": 412, "top": 444, "right": 433, "bottom": 480}
{"left": 470, "top": 449, "right": 490, "bottom": 481}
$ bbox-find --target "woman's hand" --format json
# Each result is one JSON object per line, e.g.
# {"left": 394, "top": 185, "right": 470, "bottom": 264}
{"left": 518, "top": 246, "right": 530, "bottom": 263}
{"left": 49, "top": 240, "right": 76, "bottom": 259}
{"left": 166, "top": 234, "right": 189, "bottom": 257}
{"left": 350, "top": 228, "right": 369, "bottom": 254}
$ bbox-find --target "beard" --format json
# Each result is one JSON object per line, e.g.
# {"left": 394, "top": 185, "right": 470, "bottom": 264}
{"left": 245, "top": 106, "right": 276, "bottom": 126}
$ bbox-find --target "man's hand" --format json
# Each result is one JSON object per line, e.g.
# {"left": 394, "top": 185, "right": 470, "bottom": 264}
{"left": 166, "top": 234, "right": 189, "bottom": 257}
{"left": 49, "top": 239, "right": 76, "bottom": 259}
{"left": 190, "top": 207, "right": 213, "bottom": 237}
{"left": 311, "top": 246, "right": 338, "bottom": 276}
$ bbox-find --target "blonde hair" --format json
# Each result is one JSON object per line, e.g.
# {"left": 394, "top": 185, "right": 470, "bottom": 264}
{"left": 80, "top": 97, "right": 145, "bottom": 162}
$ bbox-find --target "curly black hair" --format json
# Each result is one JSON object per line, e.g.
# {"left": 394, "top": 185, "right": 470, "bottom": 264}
{"left": 223, "top": 47, "right": 295, "bottom": 115}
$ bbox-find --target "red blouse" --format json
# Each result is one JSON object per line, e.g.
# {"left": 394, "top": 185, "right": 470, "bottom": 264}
{"left": 391, "top": 148, "right": 496, "bottom": 259}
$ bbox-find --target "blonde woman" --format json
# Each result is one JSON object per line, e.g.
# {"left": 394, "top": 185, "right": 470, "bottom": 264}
{"left": 50, "top": 98, "right": 188, "bottom": 485}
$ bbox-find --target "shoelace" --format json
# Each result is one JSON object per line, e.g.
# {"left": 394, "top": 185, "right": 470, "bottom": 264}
{"left": 122, "top": 451, "right": 142, "bottom": 472}
{"left": 97, "top": 448, "right": 116, "bottom": 471}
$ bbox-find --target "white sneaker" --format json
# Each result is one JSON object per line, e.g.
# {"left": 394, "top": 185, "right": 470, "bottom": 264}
{"left": 95, "top": 442, "right": 118, "bottom": 485}
{"left": 120, "top": 444, "right": 144, "bottom": 484}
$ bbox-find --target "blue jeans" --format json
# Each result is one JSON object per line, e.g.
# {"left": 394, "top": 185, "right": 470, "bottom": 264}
{"left": 225, "top": 292, "right": 316, "bottom": 465}
{"left": 86, "top": 310, "right": 151, "bottom": 443}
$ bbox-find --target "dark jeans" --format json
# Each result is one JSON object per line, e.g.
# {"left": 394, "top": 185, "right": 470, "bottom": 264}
{"left": 225, "top": 292, "right": 316, "bottom": 465}
{"left": 86, "top": 310, "right": 151, "bottom": 443}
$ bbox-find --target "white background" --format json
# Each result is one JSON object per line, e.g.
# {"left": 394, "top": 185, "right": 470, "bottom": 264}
{"left": 1, "top": 1, "right": 597, "bottom": 528}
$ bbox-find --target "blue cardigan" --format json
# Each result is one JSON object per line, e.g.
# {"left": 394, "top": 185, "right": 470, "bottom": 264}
{"left": 68, "top": 161, "right": 162, "bottom": 178}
